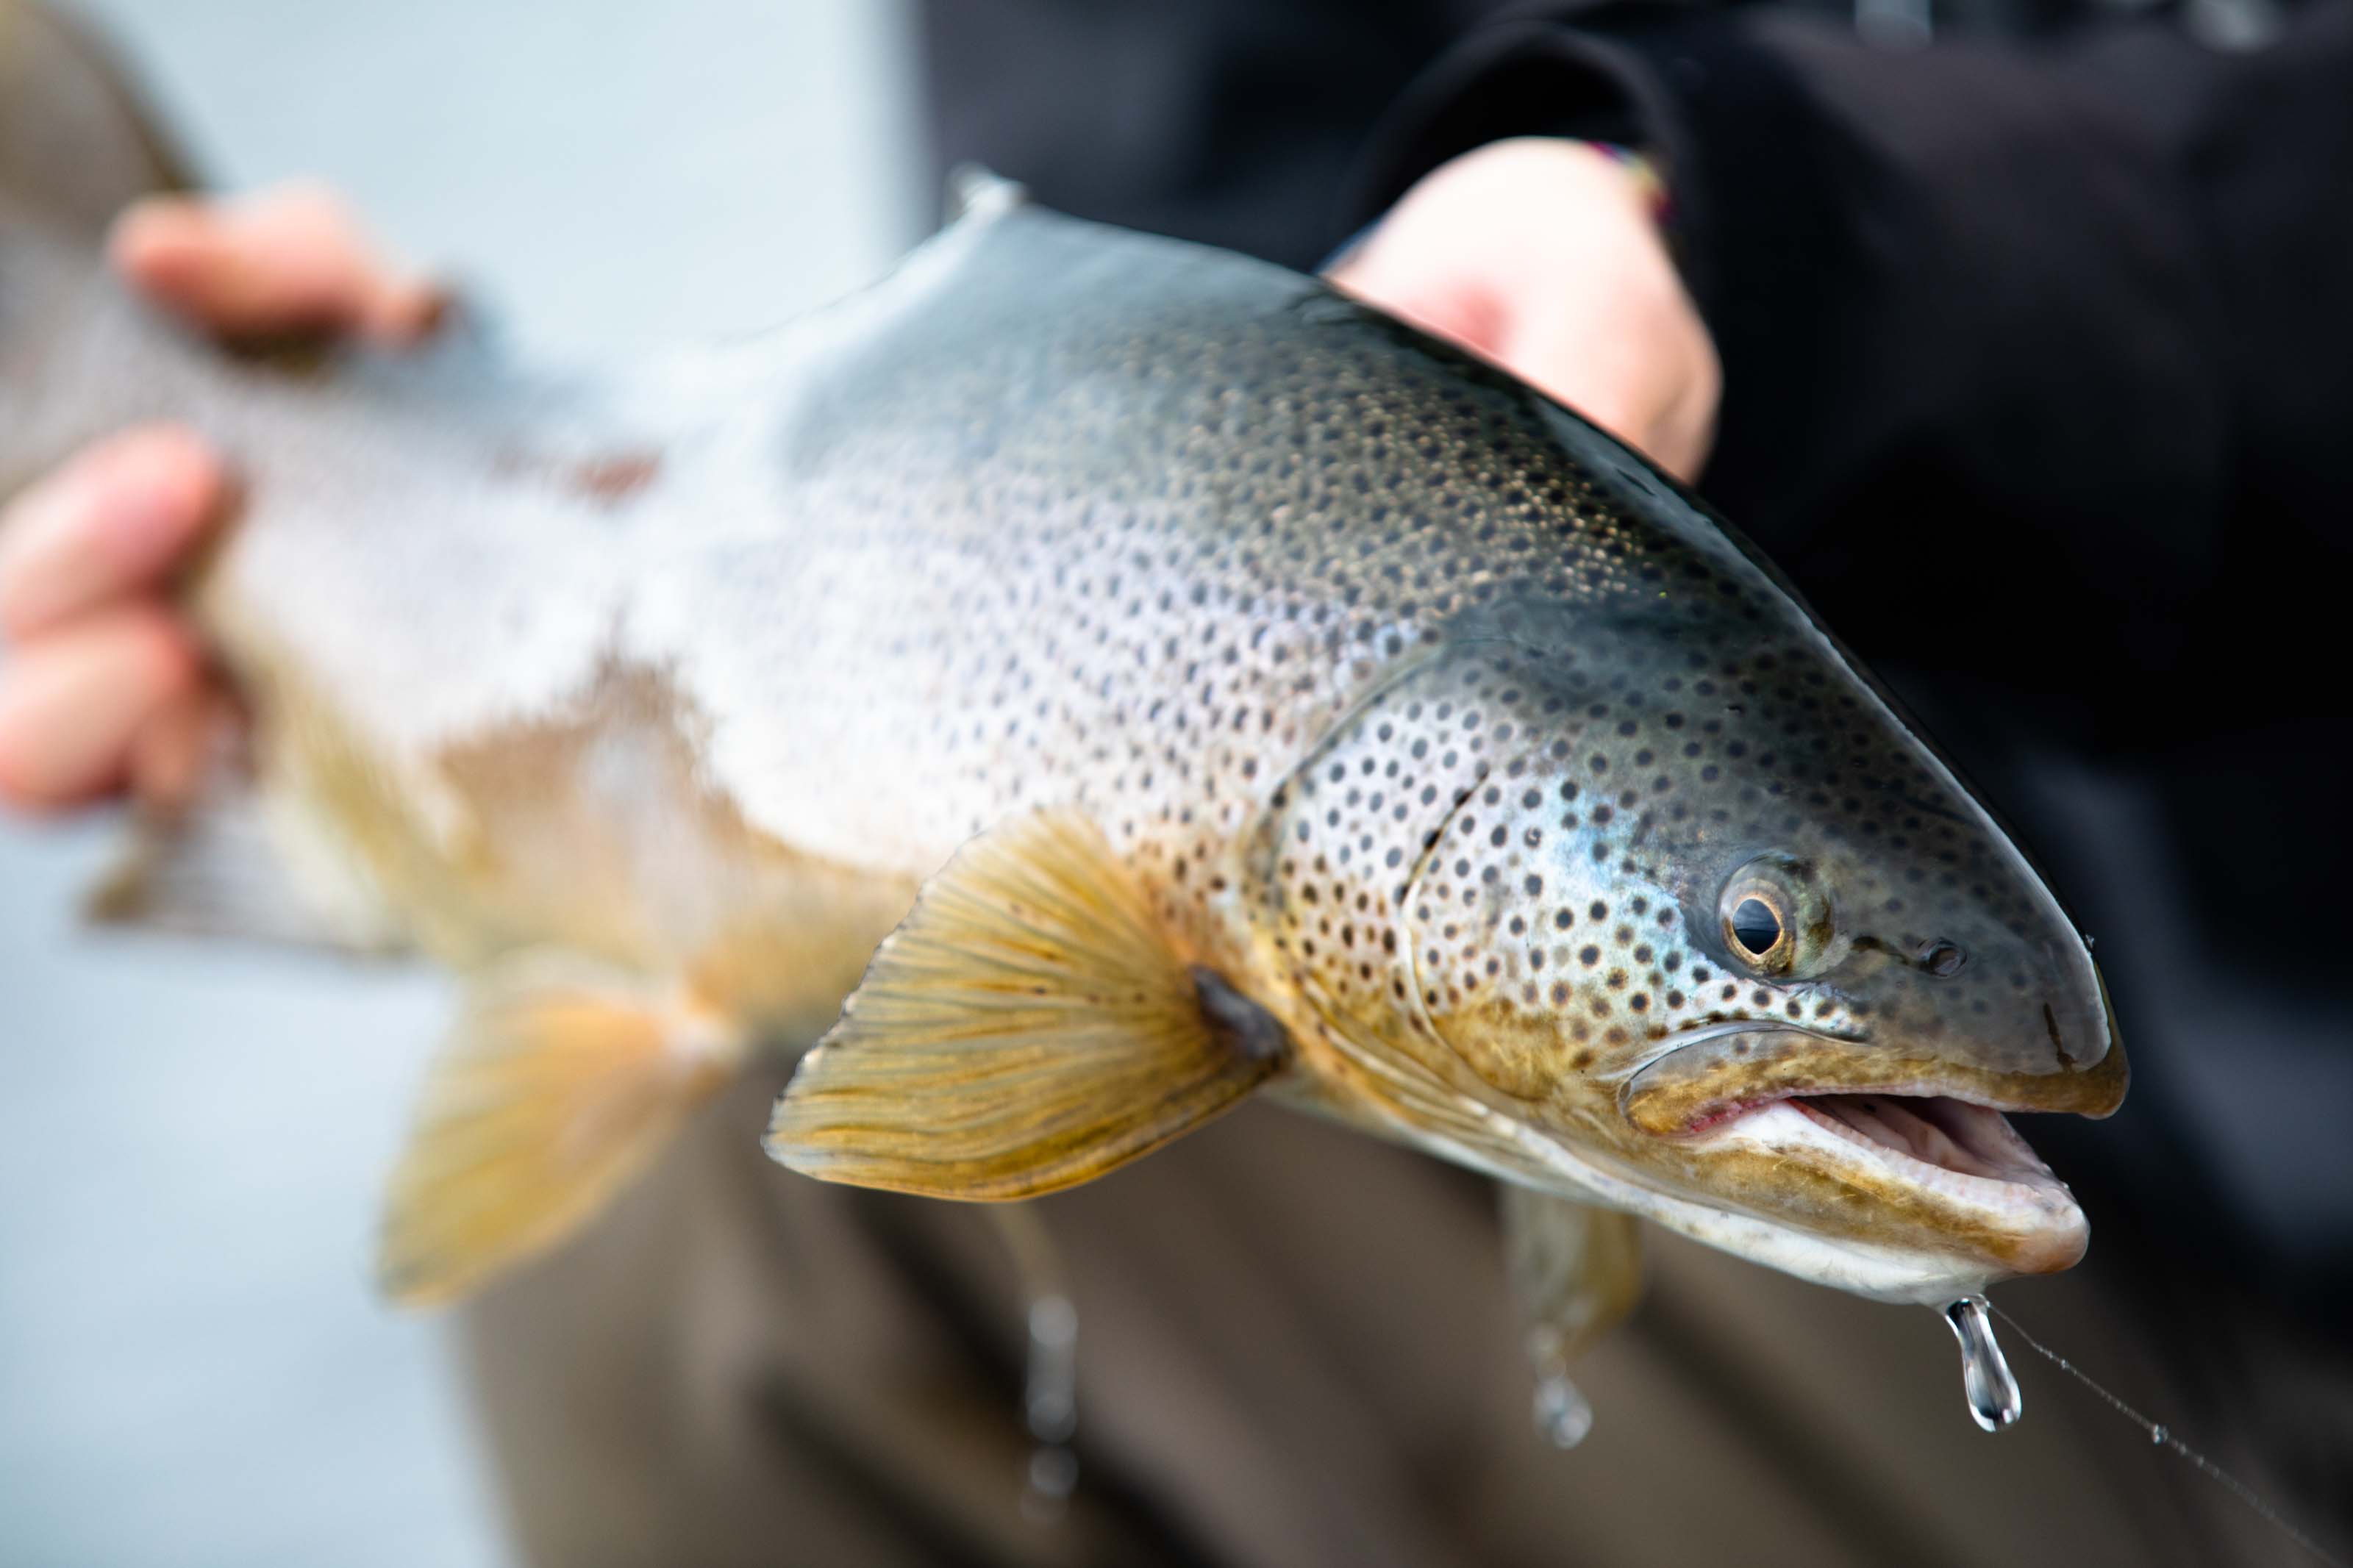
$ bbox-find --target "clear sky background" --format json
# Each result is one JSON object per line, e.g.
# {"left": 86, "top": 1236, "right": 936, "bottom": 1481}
{"left": 0, "top": 4, "right": 924, "bottom": 1561}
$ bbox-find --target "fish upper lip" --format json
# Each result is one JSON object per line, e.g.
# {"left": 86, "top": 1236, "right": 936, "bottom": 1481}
{"left": 1609, "top": 1020, "right": 1865, "bottom": 1103}
{"left": 1610, "top": 1017, "right": 1863, "bottom": 1073}
{"left": 1619, "top": 1024, "right": 2085, "bottom": 1208}
{"left": 1617, "top": 1019, "right": 2103, "bottom": 1134}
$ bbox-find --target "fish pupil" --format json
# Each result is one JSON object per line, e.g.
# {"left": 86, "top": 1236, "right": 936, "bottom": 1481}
{"left": 1730, "top": 898, "right": 1782, "bottom": 957}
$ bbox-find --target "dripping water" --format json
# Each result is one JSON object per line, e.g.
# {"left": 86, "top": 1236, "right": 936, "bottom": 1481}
{"left": 1942, "top": 1295, "right": 2021, "bottom": 1432}
{"left": 988, "top": 1206, "right": 1080, "bottom": 1522}
{"left": 1524, "top": 1324, "right": 1596, "bottom": 1448}
{"left": 1024, "top": 1291, "right": 1080, "bottom": 1517}
{"left": 1531, "top": 1364, "right": 1596, "bottom": 1448}
{"left": 1947, "top": 1297, "right": 2348, "bottom": 1567}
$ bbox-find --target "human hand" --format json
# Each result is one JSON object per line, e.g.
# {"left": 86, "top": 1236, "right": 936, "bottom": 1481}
{"left": 0, "top": 182, "right": 438, "bottom": 812}
{"left": 1326, "top": 137, "right": 1720, "bottom": 483}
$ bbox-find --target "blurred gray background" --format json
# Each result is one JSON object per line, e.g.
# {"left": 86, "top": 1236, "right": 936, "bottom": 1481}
{"left": 0, "top": 4, "right": 924, "bottom": 1561}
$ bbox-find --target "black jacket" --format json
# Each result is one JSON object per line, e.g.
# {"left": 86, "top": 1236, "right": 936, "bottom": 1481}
{"left": 923, "top": 0, "right": 2353, "bottom": 1528}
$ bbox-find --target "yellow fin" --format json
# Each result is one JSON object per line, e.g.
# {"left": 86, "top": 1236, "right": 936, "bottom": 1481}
{"left": 378, "top": 956, "right": 742, "bottom": 1307}
{"left": 85, "top": 774, "right": 407, "bottom": 956}
{"left": 1502, "top": 1186, "right": 1646, "bottom": 1364}
{"left": 766, "top": 808, "right": 1287, "bottom": 1200}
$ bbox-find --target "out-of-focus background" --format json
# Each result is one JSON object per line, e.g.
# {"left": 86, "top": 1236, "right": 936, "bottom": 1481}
{"left": 0, "top": 4, "right": 923, "bottom": 1562}
{"left": 6, "top": 2, "right": 2352, "bottom": 1564}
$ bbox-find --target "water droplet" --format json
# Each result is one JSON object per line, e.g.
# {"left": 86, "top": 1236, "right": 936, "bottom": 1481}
{"left": 990, "top": 1206, "right": 1078, "bottom": 1522}
{"left": 1020, "top": 1296, "right": 1080, "bottom": 1519}
{"left": 1944, "top": 1295, "right": 2023, "bottom": 1432}
{"left": 1025, "top": 1292, "right": 1079, "bottom": 1444}
{"left": 1026, "top": 1299, "right": 1077, "bottom": 1422}
{"left": 2150, "top": 1425, "right": 2169, "bottom": 1446}
{"left": 1532, "top": 1370, "right": 1595, "bottom": 1449}
{"left": 1022, "top": 1445, "right": 1079, "bottom": 1523}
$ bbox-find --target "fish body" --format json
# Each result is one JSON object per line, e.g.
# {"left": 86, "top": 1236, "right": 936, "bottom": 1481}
{"left": 1, "top": 34, "right": 2123, "bottom": 1313}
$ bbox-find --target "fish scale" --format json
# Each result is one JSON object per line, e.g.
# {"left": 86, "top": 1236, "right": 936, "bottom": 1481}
{"left": 4, "top": 49, "right": 2122, "bottom": 1326}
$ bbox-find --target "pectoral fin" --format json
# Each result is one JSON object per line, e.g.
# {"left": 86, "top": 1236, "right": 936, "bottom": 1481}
{"left": 767, "top": 808, "right": 1287, "bottom": 1200}
{"left": 378, "top": 956, "right": 743, "bottom": 1307}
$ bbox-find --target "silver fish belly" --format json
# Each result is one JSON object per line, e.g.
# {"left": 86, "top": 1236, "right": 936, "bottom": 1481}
{"left": 3, "top": 185, "right": 2124, "bottom": 1312}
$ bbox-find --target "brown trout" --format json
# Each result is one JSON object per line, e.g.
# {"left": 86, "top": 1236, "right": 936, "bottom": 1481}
{"left": 0, "top": 4, "right": 2123, "bottom": 1336}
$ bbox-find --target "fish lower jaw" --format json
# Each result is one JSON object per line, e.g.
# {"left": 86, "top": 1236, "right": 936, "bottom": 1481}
{"left": 1690, "top": 1093, "right": 2090, "bottom": 1278}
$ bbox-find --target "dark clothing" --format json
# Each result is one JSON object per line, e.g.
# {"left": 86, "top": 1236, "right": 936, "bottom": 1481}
{"left": 932, "top": 0, "right": 2353, "bottom": 941}
{"left": 470, "top": 5, "right": 2353, "bottom": 1565}
{"left": 468, "top": 1070, "right": 2322, "bottom": 1568}
{"left": 1331, "top": 0, "right": 2353, "bottom": 1375}
{"left": 1354, "top": 0, "right": 2353, "bottom": 806}
{"left": 918, "top": 0, "right": 2353, "bottom": 1349}
{"left": 926, "top": 2, "right": 2353, "bottom": 1125}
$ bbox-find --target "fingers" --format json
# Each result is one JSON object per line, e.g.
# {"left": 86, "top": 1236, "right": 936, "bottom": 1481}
{"left": 0, "top": 424, "right": 224, "bottom": 639}
{"left": 0, "top": 182, "right": 383, "bottom": 819}
{"left": 1513, "top": 286, "right": 1721, "bottom": 484}
{"left": 109, "top": 180, "right": 446, "bottom": 346}
{"left": 0, "top": 424, "right": 234, "bottom": 812}
{"left": 0, "top": 605, "right": 201, "bottom": 810}
{"left": 1325, "top": 138, "right": 1721, "bottom": 482}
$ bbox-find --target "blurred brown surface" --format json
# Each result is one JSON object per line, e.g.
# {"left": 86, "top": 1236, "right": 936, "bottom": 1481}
{"left": 465, "top": 1067, "right": 2345, "bottom": 1567}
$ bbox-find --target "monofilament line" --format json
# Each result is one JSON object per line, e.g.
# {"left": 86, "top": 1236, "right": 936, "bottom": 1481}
{"left": 1986, "top": 1301, "right": 2347, "bottom": 1567}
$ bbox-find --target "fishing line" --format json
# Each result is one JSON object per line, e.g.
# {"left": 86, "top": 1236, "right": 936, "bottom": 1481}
{"left": 1985, "top": 1301, "right": 2347, "bottom": 1567}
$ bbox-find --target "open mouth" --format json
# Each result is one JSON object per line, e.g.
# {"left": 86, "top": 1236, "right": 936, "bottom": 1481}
{"left": 1687, "top": 1085, "right": 2077, "bottom": 1220}
{"left": 1679, "top": 1086, "right": 2089, "bottom": 1280}
{"left": 1607, "top": 1024, "right": 2113, "bottom": 1289}
{"left": 1624, "top": 1027, "right": 2081, "bottom": 1200}
{"left": 1782, "top": 1092, "right": 2062, "bottom": 1189}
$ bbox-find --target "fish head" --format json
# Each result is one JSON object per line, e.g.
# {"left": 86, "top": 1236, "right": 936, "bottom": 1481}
{"left": 1263, "top": 497, "right": 2123, "bottom": 1306}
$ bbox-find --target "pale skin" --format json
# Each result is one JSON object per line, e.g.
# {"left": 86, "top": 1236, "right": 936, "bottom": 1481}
{"left": 0, "top": 139, "right": 1718, "bottom": 815}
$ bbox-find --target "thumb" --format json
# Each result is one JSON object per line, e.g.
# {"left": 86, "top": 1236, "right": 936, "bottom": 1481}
{"left": 108, "top": 182, "right": 445, "bottom": 346}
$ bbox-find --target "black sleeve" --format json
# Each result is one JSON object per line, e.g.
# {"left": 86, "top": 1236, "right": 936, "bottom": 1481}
{"left": 1350, "top": 4, "right": 2353, "bottom": 734}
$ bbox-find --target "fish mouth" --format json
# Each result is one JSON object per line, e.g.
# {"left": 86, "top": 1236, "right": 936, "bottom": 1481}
{"left": 1695, "top": 1089, "right": 2068, "bottom": 1198}
{"left": 1624, "top": 1028, "right": 2104, "bottom": 1276}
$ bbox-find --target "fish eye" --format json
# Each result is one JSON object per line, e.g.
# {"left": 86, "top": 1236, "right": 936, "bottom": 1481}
{"left": 1729, "top": 898, "right": 1784, "bottom": 959}
{"left": 1717, "top": 856, "right": 1828, "bottom": 976}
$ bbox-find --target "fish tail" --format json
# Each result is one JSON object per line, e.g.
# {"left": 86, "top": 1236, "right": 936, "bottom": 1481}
{"left": 0, "top": 1, "right": 192, "bottom": 240}
{"left": 1, "top": 1, "right": 197, "bottom": 493}
{"left": 376, "top": 954, "right": 747, "bottom": 1308}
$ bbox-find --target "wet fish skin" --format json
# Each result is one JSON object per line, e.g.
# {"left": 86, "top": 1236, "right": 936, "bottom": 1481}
{"left": 1, "top": 128, "right": 2124, "bottom": 1304}
{"left": 715, "top": 196, "right": 2127, "bottom": 1303}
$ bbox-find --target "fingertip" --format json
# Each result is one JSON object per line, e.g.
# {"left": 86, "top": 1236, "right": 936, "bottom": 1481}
{"left": 0, "top": 608, "right": 201, "bottom": 811}
{"left": 88, "top": 421, "right": 225, "bottom": 520}
{"left": 108, "top": 193, "right": 279, "bottom": 334}
{"left": 0, "top": 424, "right": 226, "bottom": 640}
{"left": 227, "top": 179, "right": 436, "bottom": 345}
{"left": 107, "top": 193, "right": 223, "bottom": 301}
{"left": 113, "top": 422, "right": 230, "bottom": 536}
{"left": 109, "top": 179, "right": 422, "bottom": 342}
{"left": 361, "top": 275, "right": 453, "bottom": 347}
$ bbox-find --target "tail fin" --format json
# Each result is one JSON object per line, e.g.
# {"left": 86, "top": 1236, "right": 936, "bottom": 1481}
{"left": 1, "top": 3, "right": 196, "bottom": 494}
{"left": 0, "top": 1, "right": 193, "bottom": 237}
{"left": 376, "top": 956, "right": 746, "bottom": 1307}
